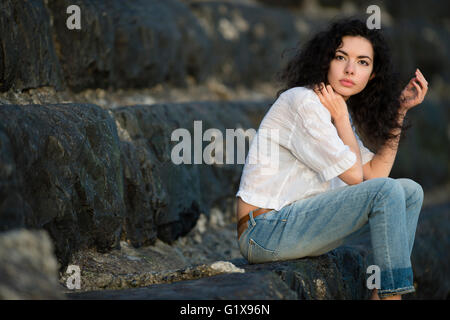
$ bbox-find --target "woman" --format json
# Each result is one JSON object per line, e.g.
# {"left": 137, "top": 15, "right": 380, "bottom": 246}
{"left": 235, "top": 18, "right": 428, "bottom": 300}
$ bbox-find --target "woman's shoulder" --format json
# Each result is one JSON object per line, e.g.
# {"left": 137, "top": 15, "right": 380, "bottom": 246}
{"left": 280, "top": 86, "right": 331, "bottom": 122}
{"left": 280, "top": 86, "right": 320, "bottom": 104}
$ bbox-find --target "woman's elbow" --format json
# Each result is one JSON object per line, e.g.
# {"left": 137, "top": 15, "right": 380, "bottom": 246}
{"left": 338, "top": 169, "right": 363, "bottom": 185}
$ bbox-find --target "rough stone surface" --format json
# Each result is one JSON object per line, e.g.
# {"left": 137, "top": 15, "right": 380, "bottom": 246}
{"left": 0, "top": 104, "right": 126, "bottom": 268}
{"left": 112, "top": 100, "right": 270, "bottom": 244}
{"left": 210, "top": 261, "right": 245, "bottom": 273}
{"left": 0, "top": 0, "right": 64, "bottom": 92}
{"left": 0, "top": 229, "right": 64, "bottom": 299}
{"left": 64, "top": 245, "right": 372, "bottom": 300}
{"left": 1, "top": 0, "right": 304, "bottom": 92}
{"left": 46, "top": 0, "right": 209, "bottom": 91}
{"left": 0, "top": 100, "right": 448, "bottom": 299}
{"left": 67, "top": 270, "right": 297, "bottom": 300}
{"left": 59, "top": 200, "right": 450, "bottom": 300}
{"left": 1, "top": 0, "right": 449, "bottom": 96}
{"left": 0, "top": 100, "right": 269, "bottom": 268}
{"left": 0, "top": 0, "right": 448, "bottom": 300}
{"left": 408, "top": 202, "right": 450, "bottom": 299}
{"left": 58, "top": 212, "right": 244, "bottom": 292}
{"left": 187, "top": 1, "right": 301, "bottom": 87}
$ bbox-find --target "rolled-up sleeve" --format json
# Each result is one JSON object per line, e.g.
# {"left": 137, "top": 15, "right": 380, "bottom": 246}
{"left": 288, "top": 99, "right": 356, "bottom": 182}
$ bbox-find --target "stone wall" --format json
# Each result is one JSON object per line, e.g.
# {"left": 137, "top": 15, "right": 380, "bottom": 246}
{"left": 0, "top": 0, "right": 448, "bottom": 299}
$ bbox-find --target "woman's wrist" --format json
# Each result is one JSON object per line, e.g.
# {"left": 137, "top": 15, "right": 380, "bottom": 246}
{"left": 333, "top": 113, "right": 350, "bottom": 125}
{"left": 397, "top": 108, "right": 407, "bottom": 125}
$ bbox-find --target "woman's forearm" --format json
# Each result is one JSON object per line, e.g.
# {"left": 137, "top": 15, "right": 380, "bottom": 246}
{"left": 334, "top": 116, "right": 363, "bottom": 181}
{"left": 368, "top": 110, "right": 407, "bottom": 178}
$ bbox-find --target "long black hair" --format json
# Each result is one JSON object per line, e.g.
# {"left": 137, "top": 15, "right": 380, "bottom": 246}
{"left": 275, "top": 17, "right": 411, "bottom": 152}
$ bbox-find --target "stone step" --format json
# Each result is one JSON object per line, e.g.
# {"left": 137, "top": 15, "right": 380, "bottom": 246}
{"left": 65, "top": 245, "right": 372, "bottom": 300}
{"left": 0, "top": 100, "right": 268, "bottom": 267}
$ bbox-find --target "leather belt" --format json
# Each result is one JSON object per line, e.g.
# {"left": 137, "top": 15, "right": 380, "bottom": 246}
{"left": 237, "top": 207, "right": 273, "bottom": 240}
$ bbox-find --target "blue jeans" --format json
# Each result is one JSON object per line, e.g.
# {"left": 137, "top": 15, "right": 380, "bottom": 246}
{"left": 237, "top": 177, "right": 423, "bottom": 298}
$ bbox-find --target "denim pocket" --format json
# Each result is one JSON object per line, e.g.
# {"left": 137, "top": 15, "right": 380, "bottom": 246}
{"left": 258, "top": 209, "right": 278, "bottom": 220}
{"left": 248, "top": 237, "right": 278, "bottom": 264}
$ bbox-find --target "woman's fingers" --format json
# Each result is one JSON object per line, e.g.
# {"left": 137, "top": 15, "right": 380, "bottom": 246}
{"left": 326, "top": 84, "right": 334, "bottom": 94}
{"left": 416, "top": 69, "right": 428, "bottom": 86}
{"left": 315, "top": 87, "right": 322, "bottom": 97}
{"left": 319, "top": 83, "right": 334, "bottom": 97}
{"left": 313, "top": 84, "right": 323, "bottom": 98}
{"left": 314, "top": 83, "right": 329, "bottom": 106}
{"left": 314, "top": 83, "right": 322, "bottom": 92}
{"left": 415, "top": 71, "right": 428, "bottom": 93}
{"left": 412, "top": 80, "right": 422, "bottom": 99}
{"left": 319, "top": 82, "right": 327, "bottom": 95}
{"left": 313, "top": 84, "right": 323, "bottom": 97}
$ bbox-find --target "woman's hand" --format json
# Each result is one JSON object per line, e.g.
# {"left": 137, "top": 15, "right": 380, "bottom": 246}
{"left": 313, "top": 82, "right": 349, "bottom": 123}
{"left": 399, "top": 68, "right": 428, "bottom": 113}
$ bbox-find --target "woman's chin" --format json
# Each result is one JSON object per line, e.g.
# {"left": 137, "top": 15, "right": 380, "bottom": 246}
{"left": 334, "top": 87, "right": 352, "bottom": 97}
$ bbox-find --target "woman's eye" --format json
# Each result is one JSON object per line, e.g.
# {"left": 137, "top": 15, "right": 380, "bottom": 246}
{"left": 335, "top": 55, "right": 369, "bottom": 66}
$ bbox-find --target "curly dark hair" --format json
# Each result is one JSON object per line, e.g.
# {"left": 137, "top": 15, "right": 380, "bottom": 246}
{"left": 275, "top": 17, "right": 412, "bottom": 152}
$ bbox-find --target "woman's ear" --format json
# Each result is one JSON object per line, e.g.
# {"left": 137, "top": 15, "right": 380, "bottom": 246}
{"left": 369, "top": 73, "right": 376, "bottom": 81}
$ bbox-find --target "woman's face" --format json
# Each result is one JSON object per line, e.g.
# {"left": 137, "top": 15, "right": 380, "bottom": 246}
{"left": 327, "top": 35, "right": 375, "bottom": 101}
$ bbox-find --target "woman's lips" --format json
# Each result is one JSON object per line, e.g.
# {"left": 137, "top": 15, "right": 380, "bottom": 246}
{"left": 339, "top": 80, "right": 354, "bottom": 87}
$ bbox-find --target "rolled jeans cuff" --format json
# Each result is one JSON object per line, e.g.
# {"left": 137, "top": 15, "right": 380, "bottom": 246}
{"left": 378, "top": 286, "right": 416, "bottom": 298}
{"left": 377, "top": 267, "right": 415, "bottom": 298}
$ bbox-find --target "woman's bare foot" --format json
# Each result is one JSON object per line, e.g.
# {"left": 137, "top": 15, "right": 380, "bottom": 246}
{"left": 381, "top": 294, "right": 401, "bottom": 300}
{"left": 370, "top": 289, "right": 401, "bottom": 300}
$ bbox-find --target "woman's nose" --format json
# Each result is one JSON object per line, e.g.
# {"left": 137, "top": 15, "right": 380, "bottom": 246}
{"left": 344, "top": 63, "right": 355, "bottom": 75}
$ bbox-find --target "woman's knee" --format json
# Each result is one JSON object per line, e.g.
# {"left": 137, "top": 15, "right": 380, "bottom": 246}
{"left": 395, "top": 178, "right": 424, "bottom": 204}
{"left": 370, "top": 177, "right": 405, "bottom": 202}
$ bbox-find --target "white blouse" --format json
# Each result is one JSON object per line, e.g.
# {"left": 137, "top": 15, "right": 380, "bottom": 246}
{"left": 236, "top": 86, "right": 375, "bottom": 211}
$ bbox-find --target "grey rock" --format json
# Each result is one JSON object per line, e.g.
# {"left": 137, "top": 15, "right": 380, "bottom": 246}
{"left": 384, "top": 0, "right": 450, "bottom": 22}
{"left": 0, "top": 104, "right": 125, "bottom": 268}
{"left": 1, "top": 0, "right": 302, "bottom": 92}
{"left": 64, "top": 201, "right": 449, "bottom": 300}
{"left": 407, "top": 202, "right": 450, "bottom": 299}
{"left": 112, "top": 100, "right": 271, "bottom": 243}
{"left": 65, "top": 245, "right": 371, "bottom": 300}
{"left": 45, "top": 0, "right": 209, "bottom": 91}
{"left": 188, "top": 1, "right": 301, "bottom": 87}
{"left": 120, "top": 140, "right": 159, "bottom": 248}
{"left": 0, "top": 0, "right": 64, "bottom": 92}
{"left": 240, "top": 246, "right": 371, "bottom": 300}
{"left": 57, "top": 218, "right": 245, "bottom": 293}
{"left": 256, "top": 0, "right": 306, "bottom": 7}
{"left": 67, "top": 270, "right": 297, "bottom": 299}
{"left": 385, "top": 19, "right": 450, "bottom": 86}
{"left": 60, "top": 259, "right": 246, "bottom": 293}
{"left": 0, "top": 0, "right": 448, "bottom": 300}
{"left": 0, "top": 99, "right": 269, "bottom": 266}
{"left": 332, "top": 202, "right": 450, "bottom": 300}
{"left": 0, "top": 229, "right": 64, "bottom": 299}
